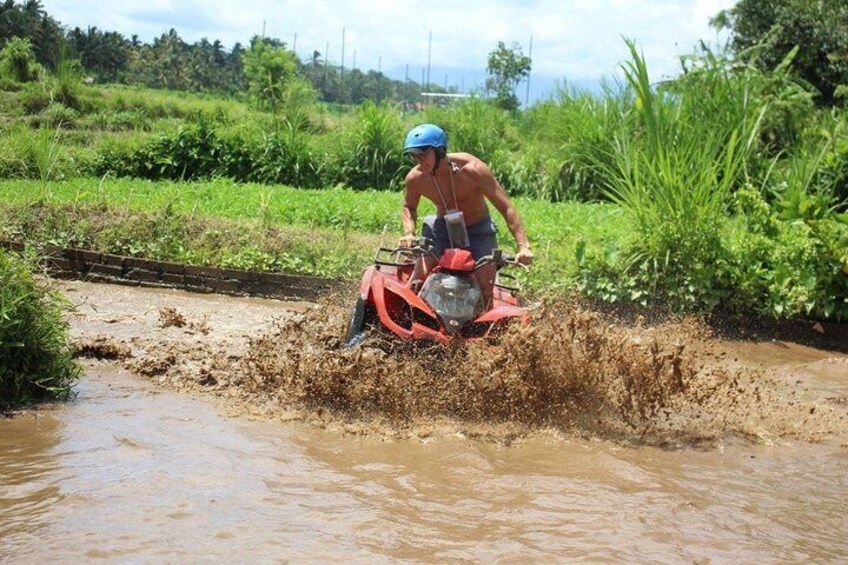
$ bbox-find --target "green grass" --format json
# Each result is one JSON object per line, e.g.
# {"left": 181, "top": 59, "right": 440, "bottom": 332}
{"left": 0, "top": 248, "right": 79, "bottom": 409}
{"left": 0, "top": 177, "right": 625, "bottom": 287}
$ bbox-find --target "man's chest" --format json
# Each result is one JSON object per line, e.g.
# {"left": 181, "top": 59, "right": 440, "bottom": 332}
{"left": 420, "top": 175, "right": 480, "bottom": 208}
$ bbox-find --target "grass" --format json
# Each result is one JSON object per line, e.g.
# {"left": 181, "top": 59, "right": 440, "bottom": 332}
{"left": 0, "top": 177, "right": 625, "bottom": 287}
{"left": 0, "top": 248, "right": 79, "bottom": 409}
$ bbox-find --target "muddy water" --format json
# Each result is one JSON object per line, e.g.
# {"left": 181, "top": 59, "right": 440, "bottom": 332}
{"left": 2, "top": 281, "right": 848, "bottom": 562}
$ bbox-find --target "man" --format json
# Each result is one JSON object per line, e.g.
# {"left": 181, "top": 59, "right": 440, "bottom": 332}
{"left": 399, "top": 123, "right": 533, "bottom": 298}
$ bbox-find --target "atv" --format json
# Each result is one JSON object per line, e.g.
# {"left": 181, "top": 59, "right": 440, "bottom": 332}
{"left": 345, "top": 238, "right": 529, "bottom": 346}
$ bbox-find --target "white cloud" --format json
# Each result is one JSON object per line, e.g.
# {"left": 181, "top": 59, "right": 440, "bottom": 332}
{"left": 41, "top": 0, "right": 735, "bottom": 82}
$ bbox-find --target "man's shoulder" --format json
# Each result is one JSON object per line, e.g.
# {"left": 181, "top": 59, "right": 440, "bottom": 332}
{"left": 448, "top": 151, "right": 479, "bottom": 165}
{"left": 450, "top": 152, "right": 490, "bottom": 177}
{"left": 405, "top": 166, "right": 425, "bottom": 183}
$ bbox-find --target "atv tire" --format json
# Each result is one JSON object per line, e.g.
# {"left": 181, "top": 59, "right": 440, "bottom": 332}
{"left": 345, "top": 297, "right": 370, "bottom": 347}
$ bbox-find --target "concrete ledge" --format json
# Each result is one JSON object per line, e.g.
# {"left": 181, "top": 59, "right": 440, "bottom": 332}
{"left": 1, "top": 240, "right": 345, "bottom": 301}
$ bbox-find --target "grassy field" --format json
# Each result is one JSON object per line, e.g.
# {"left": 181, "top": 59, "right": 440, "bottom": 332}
{"left": 0, "top": 178, "right": 627, "bottom": 289}
{"left": 1, "top": 40, "right": 846, "bottom": 320}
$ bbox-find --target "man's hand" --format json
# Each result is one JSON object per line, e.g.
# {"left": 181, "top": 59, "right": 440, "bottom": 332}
{"left": 398, "top": 234, "right": 418, "bottom": 248}
{"left": 515, "top": 245, "right": 534, "bottom": 266}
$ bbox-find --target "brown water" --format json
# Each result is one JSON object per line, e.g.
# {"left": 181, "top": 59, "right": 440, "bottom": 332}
{"left": 2, "top": 281, "right": 847, "bottom": 562}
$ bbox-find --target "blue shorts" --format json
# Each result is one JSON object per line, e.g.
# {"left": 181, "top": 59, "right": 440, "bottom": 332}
{"left": 421, "top": 214, "right": 498, "bottom": 260}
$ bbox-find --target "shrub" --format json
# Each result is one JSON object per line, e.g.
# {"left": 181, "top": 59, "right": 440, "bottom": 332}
{"left": 335, "top": 101, "right": 405, "bottom": 190}
{"left": 34, "top": 103, "right": 79, "bottom": 128}
{"left": 0, "top": 249, "right": 79, "bottom": 409}
{"left": 729, "top": 188, "right": 848, "bottom": 320}
{"left": 250, "top": 120, "right": 323, "bottom": 187}
{"left": 424, "top": 98, "right": 511, "bottom": 165}
{"left": 523, "top": 84, "right": 630, "bottom": 201}
{"left": 0, "top": 124, "right": 68, "bottom": 181}
{"left": 583, "top": 40, "right": 760, "bottom": 311}
{"left": 0, "top": 38, "right": 41, "bottom": 83}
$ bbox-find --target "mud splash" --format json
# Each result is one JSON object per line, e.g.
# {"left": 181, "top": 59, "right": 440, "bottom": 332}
{"left": 106, "top": 290, "right": 847, "bottom": 446}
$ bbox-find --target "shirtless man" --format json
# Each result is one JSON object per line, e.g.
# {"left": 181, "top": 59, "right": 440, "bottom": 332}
{"left": 399, "top": 123, "right": 533, "bottom": 298}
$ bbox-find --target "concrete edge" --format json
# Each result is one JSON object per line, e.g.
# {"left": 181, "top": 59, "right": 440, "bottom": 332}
{"left": 1, "top": 240, "right": 347, "bottom": 301}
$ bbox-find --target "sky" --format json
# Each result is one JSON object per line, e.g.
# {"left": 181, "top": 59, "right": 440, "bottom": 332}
{"left": 39, "top": 0, "right": 736, "bottom": 101}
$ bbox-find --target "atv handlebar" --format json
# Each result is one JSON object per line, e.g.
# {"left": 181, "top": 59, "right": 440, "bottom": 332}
{"left": 475, "top": 249, "right": 529, "bottom": 271}
{"left": 375, "top": 237, "right": 438, "bottom": 265}
{"left": 379, "top": 239, "right": 529, "bottom": 271}
{"left": 398, "top": 237, "right": 438, "bottom": 259}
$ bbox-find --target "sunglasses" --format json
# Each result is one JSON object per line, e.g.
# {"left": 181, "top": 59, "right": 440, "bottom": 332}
{"left": 405, "top": 148, "right": 429, "bottom": 158}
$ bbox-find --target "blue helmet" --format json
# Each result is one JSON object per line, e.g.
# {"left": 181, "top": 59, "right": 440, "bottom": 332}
{"left": 404, "top": 124, "right": 447, "bottom": 153}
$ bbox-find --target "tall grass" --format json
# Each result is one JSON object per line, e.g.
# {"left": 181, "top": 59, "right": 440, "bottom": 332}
{"left": 592, "top": 40, "right": 762, "bottom": 308}
{"left": 424, "top": 97, "right": 512, "bottom": 165}
{"left": 0, "top": 124, "right": 65, "bottom": 181}
{"left": 520, "top": 84, "right": 630, "bottom": 201}
{"left": 0, "top": 37, "right": 41, "bottom": 83}
{"left": 338, "top": 101, "right": 405, "bottom": 189}
{"left": 0, "top": 248, "right": 79, "bottom": 409}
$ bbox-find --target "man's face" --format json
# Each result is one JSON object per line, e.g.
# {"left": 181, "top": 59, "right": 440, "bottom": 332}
{"left": 408, "top": 147, "right": 435, "bottom": 170}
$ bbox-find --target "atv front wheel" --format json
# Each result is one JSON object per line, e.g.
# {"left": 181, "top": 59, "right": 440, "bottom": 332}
{"left": 344, "top": 297, "right": 371, "bottom": 347}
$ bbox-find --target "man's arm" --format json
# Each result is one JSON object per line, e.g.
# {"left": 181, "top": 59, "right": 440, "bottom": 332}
{"left": 400, "top": 180, "right": 422, "bottom": 246}
{"left": 475, "top": 162, "right": 533, "bottom": 264}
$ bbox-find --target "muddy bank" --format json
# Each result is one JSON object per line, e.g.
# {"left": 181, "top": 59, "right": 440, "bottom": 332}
{"left": 59, "top": 280, "right": 848, "bottom": 447}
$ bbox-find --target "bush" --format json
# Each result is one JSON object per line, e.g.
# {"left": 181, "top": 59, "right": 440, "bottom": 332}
{"left": 0, "top": 249, "right": 79, "bottom": 409}
{"left": 252, "top": 121, "right": 324, "bottom": 187}
{"left": 334, "top": 101, "right": 405, "bottom": 190}
{"left": 583, "top": 41, "right": 757, "bottom": 311}
{"left": 0, "top": 37, "right": 42, "bottom": 83}
{"left": 729, "top": 188, "right": 848, "bottom": 320}
{"left": 34, "top": 103, "right": 79, "bottom": 128}
{"left": 0, "top": 124, "right": 69, "bottom": 181}
{"left": 522, "top": 84, "right": 629, "bottom": 201}
{"left": 424, "top": 98, "right": 512, "bottom": 166}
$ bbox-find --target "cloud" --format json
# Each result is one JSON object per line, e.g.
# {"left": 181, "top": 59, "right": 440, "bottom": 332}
{"left": 41, "top": 0, "right": 734, "bottom": 81}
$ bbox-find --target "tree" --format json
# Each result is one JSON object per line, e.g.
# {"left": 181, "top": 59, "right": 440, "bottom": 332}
{"left": 712, "top": 0, "right": 848, "bottom": 106}
{"left": 242, "top": 35, "right": 299, "bottom": 110}
{"left": 485, "top": 41, "right": 531, "bottom": 111}
{"left": 0, "top": 0, "right": 63, "bottom": 69}
{"left": 0, "top": 36, "right": 40, "bottom": 81}
{"left": 67, "top": 26, "right": 131, "bottom": 82}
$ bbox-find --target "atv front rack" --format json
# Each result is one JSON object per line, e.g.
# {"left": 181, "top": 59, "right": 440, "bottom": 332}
{"left": 373, "top": 246, "right": 421, "bottom": 267}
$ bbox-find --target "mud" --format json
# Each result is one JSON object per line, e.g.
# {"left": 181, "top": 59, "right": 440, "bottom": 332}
{"left": 62, "top": 280, "right": 848, "bottom": 447}
{"left": 4, "top": 280, "right": 848, "bottom": 562}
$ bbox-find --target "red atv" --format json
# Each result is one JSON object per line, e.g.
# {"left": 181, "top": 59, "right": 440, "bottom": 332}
{"left": 345, "top": 239, "right": 529, "bottom": 346}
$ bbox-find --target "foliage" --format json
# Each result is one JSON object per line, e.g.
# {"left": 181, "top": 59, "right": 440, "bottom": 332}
{"left": 51, "top": 48, "right": 85, "bottom": 109}
{"left": 486, "top": 41, "right": 532, "bottom": 111}
{"left": 94, "top": 118, "right": 231, "bottom": 181}
{"left": 728, "top": 187, "right": 848, "bottom": 320}
{"left": 0, "top": 1, "right": 449, "bottom": 106}
{"left": 0, "top": 1, "right": 63, "bottom": 69}
{"left": 672, "top": 42, "right": 814, "bottom": 158}
{"left": 712, "top": 0, "right": 848, "bottom": 107}
{"left": 336, "top": 100, "right": 406, "bottom": 190}
{"left": 0, "top": 248, "right": 79, "bottom": 409}
{"left": 0, "top": 123, "right": 67, "bottom": 181}
{"left": 582, "top": 40, "right": 759, "bottom": 311}
{"left": 424, "top": 97, "right": 512, "bottom": 166}
{"left": 0, "top": 36, "right": 41, "bottom": 82}
{"left": 249, "top": 120, "right": 323, "bottom": 187}
{"left": 242, "top": 36, "right": 300, "bottom": 111}
{"left": 522, "top": 83, "right": 630, "bottom": 201}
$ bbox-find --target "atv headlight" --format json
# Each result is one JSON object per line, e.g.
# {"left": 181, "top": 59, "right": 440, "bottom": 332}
{"left": 419, "top": 273, "right": 484, "bottom": 333}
